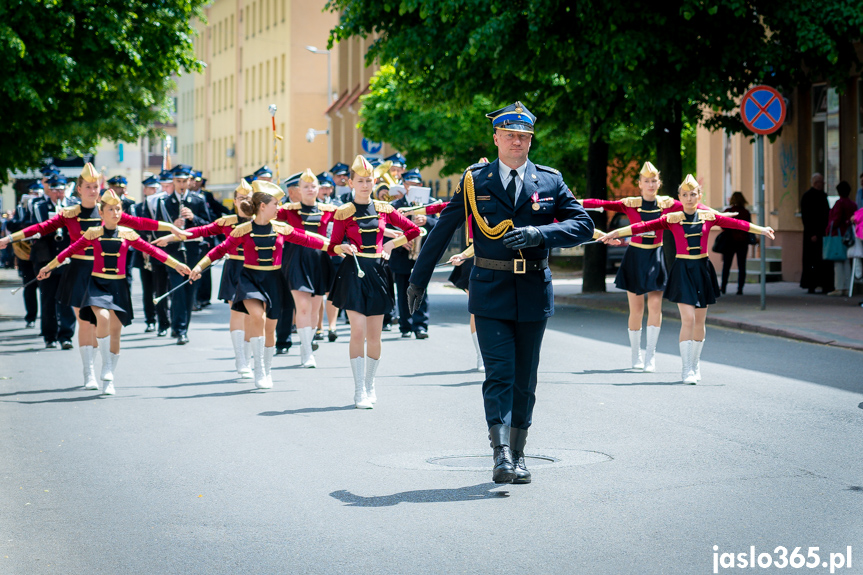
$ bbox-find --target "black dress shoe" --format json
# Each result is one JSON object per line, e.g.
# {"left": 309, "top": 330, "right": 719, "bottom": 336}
{"left": 157, "top": 329, "right": 168, "bottom": 337}
{"left": 275, "top": 346, "right": 290, "bottom": 355}
{"left": 177, "top": 334, "right": 189, "bottom": 345}
{"left": 60, "top": 340, "right": 74, "bottom": 350}
{"left": 328, "top": 330, "right": 338, "bottom": 342}
{"left": 512, "top": 450, "right": 532, "bottom": 484}
{"left": 199, "top": 301, "right": 211, "bottom": 308}
{"left": 313, "top": 330, "right": 323, "bottom": 341}
{"left": 192, "top": 304, "right": 202, "bottom": 312}
{"left": 492, "top": 446, "right": 516, "bottom": 484}
{"left": 45, "top": 341, "right": 58, "bottom": 349}
{"left": 415, "top": 329, "right": 429, "bottom": 339}
{"left": 25, "top": 321, "right": 35, "bottom": 329}
{"left": 382, "top": 324, "right": 392, "bottom": 332}
{"left": 145, "top": 323, "right": 156, "bottom": 333}
{"left": 401, "top": 332, "right": 412, "bottom": 338}
{"left": 311, "top": 341, "right": 319, "bottom": 351}
{"left": 170, "top": 331, "right": 178, "bottom": 338}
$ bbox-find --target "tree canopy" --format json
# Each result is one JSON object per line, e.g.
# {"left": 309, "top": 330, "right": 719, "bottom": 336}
{"left": 0, "top": 0, "right": 206, "bottom": 179}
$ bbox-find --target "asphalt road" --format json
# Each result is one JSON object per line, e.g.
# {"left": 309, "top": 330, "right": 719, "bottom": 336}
{"left": 1, "top": 271, "right": 862, "bottom": 575}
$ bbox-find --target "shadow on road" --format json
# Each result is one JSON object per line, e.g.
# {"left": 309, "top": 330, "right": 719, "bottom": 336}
{"left": 157, "top": 378, "right": 244, "bottom": 389}
{"left": 330, "top": 482, "right": 509, "bottom": 506}
{"left": 162, "top": 389, "right": 266, "bottom": 400}
{"left": 259, "top": 405, "right": 355, "bottom": 416}
{"left": 8, "top": 395, "right": 104, "bottom": 404}
{"left": 0, "top": 386, "right": 84, "bottom": 397}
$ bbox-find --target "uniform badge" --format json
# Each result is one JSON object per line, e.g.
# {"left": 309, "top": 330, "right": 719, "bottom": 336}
{"left": 532, "top": 203, "right": 540, "bottom": 211}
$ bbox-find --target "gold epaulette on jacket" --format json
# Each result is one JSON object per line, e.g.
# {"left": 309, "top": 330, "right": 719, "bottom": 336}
{"left": 231, "top": 221, "right": 253, "bottom": 237}
{"left": 272, "top": 221, "right": 295, "bottom": 235}
{"left": 335, "top": 203, "right": 356, "bottom": 220}
{"left": 697, "top": 209, "right": 716, "bottom": 221}
{"left": 621, "top": 197, "right": 642, "bottom": 208}
{"left": 118, "top": 227, "right": 140, "bottom": 241}
{"left": 665, "top": 211, "right": 686, "bottom": 224}
{"left": 62, "top": 205, "right": 82, "bottom": 218}
{"left": 657, "top": 196, "right": 676, "bottom": 209}
{"left": 317, "top": 202, "right": 337, "bottom": 212}
{"left": 373, "top": 200, "right": 394, "bottom": 214}
{"left": 216, "top": 214, "right": 239, "bottom": 226}
{"left": 283, "top": 202, "right": 301, "bottom": 210}
{"left": 82, "top": 226, "right": 104, "bottom": 240}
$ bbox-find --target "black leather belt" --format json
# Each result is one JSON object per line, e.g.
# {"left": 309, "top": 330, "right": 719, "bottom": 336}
{"left": 474, "top": 256, "right": 548, "bottom": 274}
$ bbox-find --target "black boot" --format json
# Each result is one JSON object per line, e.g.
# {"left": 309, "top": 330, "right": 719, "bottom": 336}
{"left": 510, "top": 428, "right": 531, "bottom": 484}
{"left": 489, "top": 424, "right": 515, "bottom": 484}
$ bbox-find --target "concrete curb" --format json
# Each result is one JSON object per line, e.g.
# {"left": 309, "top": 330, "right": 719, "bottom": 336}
{"left": 554, "top": 295, "right": 863, "bottom": 353}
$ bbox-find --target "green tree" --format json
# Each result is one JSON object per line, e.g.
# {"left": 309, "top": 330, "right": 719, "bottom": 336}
{"left": 0, "top": 0, "right": 206, "bottom": 179}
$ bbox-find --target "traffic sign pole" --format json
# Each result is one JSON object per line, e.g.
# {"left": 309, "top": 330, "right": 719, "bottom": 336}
{"left": 757, "top": 134, "right": 766, "bottom": 311}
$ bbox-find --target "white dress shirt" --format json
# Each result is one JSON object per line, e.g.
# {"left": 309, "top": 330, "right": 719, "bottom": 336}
{"left": 499, "top": 160, "right": 528, "bottom": 203}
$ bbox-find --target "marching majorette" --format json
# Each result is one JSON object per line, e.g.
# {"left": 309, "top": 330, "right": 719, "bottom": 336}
{"left": 36, "top": 190, "right": 191, "bottom": 395}
{"left": 189, "top": 180, "right": 326, "bottom": 390}
{"left": 327, "top": 156, "right": 421, "bottom": 409}
{"left": 599, "top": 175, "right": 775, "bottom": 384}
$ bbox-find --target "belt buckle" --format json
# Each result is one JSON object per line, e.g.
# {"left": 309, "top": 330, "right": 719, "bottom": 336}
{"left": 513, "top": 259, "right": 526, "bottom": 274}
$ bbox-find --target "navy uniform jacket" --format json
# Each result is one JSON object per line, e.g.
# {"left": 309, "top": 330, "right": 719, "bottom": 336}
{"left": 156, "top": 191, "right": 212, "bottom": 259}
{"left": 30, "top": 197, "right": 71, "bottom": 264}
{"left": 409, "top": 159, "right": 594, "bottom": 322}
{"left": 388, "top": 196, "right": 438, "bottom": 275}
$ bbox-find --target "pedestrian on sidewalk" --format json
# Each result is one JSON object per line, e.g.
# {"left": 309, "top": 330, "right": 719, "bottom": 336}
{"left": 825, "top": 181, "right": 857, "bottom": 296}
{"left": 800, "top": 173, "right": 833, "bottom": 294}
{"left": 718, "top": 191, "right": 753, "bottom": 296}
{"left": 599, "top": 175, "right": 775, "bottom": 384}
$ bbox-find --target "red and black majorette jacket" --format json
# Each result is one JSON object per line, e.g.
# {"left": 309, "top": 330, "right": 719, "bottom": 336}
{"left": 618, "top": 210, "right": 758, "bottom": 258}
{"left": 277, "top": 201, "right": 337, "bottom": 239}
{"left": 196, "top": 220, "right": 326, "bottom": 271}
{"left": 327, "top": 200, "right": 420, "bottom": 257}
{"left": 182, "top": 214, "right": 248, "bottom": 261}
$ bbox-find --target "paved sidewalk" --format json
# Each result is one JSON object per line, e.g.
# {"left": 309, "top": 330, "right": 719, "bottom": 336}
{"left": 552, "top": 276, "right": 863, "bottom": 352}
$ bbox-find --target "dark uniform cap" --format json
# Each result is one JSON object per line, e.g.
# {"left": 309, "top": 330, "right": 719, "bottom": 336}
{"left": 283, "top": 171, "right": 302, "bottom": 189}
{"left": 330, "top": 162, "right": 350, "bottom": 176}
{"left": 47, "top": 175, "right": 67, "bottom": 189}
{"left": 193, "top": 170, "right": 204, "bottom": 182}
{"left": 172, "top": 165, "right": 192, "bottom": 179}
{"left": 367, "top": 157, "right": 382, "bottom": 168}
{"left": 243, "top": 174, "right": 256, "bottom": 184}
{"left": 28, "top": 181, "right": 44, "bottom": 191}
{"left": 40, "top": 165, "right": 59, "bottom": 177}
{"left": 158, "top": 170, "right": 174, "bottom": 183}
{"left": 254, "top": 165, "right": 273, "bottom": 178}
{"left": 403, "top": 168, "right": 423, "bottom": 184}
{"left": 107, "top": 175, "right": 128, "bottom": 187}
{"left": 142, "top": 175, "right": 159, "bottom": 187}
{"left": 487, "top": 101, "right": 536, "bottom": 134}
{"left": 383, "top": 152, "right": 407, "bottom": 168}
{"left": 317, "top": 171, "right": 335, "bottom": 188}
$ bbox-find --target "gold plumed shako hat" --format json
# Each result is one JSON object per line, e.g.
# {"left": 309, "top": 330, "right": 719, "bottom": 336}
{"left": 235, "top": 178, "right": 253, "bottom": 194}
{"left": 300, "top": 168, "right": 317, "bottom": 183}
{"left": 679, "top": 174, "right": 701, "bottom": 192}
{"left": 639, "top": 161, "right": 660, "bottom": 178}
{"left": 251, "top": 179, "right": 285, "bottom": 202}
{"left": 487, "top": 101, "right": 536, "bottom": 134}
{"left": 351, "top": 155, "right": 374, "bottom": 178}
{"left": 100, "top": 189, "right": 122, "bottom": 206}
{"left": 80, "top": 162, "right": 100, "bottom": 183}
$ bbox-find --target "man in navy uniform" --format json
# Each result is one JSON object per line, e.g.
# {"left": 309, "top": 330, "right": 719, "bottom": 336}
{"left": 107, "top": 176, "right": 136, "bottom": 214}
{"left": 408, "top": 101, "right": 594, "bottom": 484}
{"left": 191, "top": 171, "right": 228, "bottom": 310}
{"left": 7, "top": 181, "right": 43, "bottom": 327}
{"left": 383, "top": 152, "right": 407, "bottom": 183}
{"left": 274, "top": 171, "right": 302, "bottom": 354}
{"left": 133, "top": 176, "right": 170, "bottom": 333}
{"left": 331, "top": 162, "right": 352, "bottom": 203}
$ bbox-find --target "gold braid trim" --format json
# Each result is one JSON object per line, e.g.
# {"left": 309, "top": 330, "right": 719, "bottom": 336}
{"left": 318, "top": 202, "right": 338, "bottom": 212}
{"left": 164, "top": 256, "right": 182, "bottom": 270}
{"left": 216, "top": 215, "right": 239, "bottom": 226}
{"left": 697, "top": 210, "right": 716, "bottom": 221}
{"left": 391, "top": 235, "right": 408, "bottom": 248}
{"left": 196, "top": 256, "right": 213, "bottom": 271}
{"left": 335, "top": 203, "right": 356, "bottom": 220}
{"left": 118, "top": 227, "right": 140, "bottom": 241}
{"left": 231, "top": 221, "right": 253, "bottom": 237}
{"left": 621, "top": 197, "right": 642, "bottom": 208}
{"left": 62, "top": 205, "right": 82, "bottom": 218}
{"left": 272, "top": 221, "right": 295, "bottom": 235}
{"left": 657, "top": 196, "right": 676, "bottom": 209}
{"left": 465, "top": 170, "right": 514, "bottom": 242}
{"left": 373, "top": 200, "right": 394, "bottom": 213}
{"left": 665, "top": 212, "right": 686, "bottom": 224}
{"left": 83, "top": 227, "right": 104, "bottom": 240}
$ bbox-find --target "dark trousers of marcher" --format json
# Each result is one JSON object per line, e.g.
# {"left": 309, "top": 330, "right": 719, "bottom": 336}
{"left": 721, "top": 243, "right": 749, "bottom": 295}
{"left": 152, "top": 261, "right": 171, "bottom": 331}
{"left": 800, "top": 236, "right": 834, "bottom": 293}
{"left": 197, "top": 267, "right": 212, "bottom": 305}
{"left": 18, "top": 257, "right": 38, "bottom": 323}
{"left": 474, "top": 316, "right": 547, "bottom": 431}
{"left": 140, "top": 265, "right": 170, "bottom": 328}
{"left": 394, "top": 272, "right": 429, "bottom": 333}
{"left": 168, "top": 244, "right": 199, "bottom": 336}
{"left": 32, "top": 260, "right": 75, "bottom": 343}
{"left": 275, "top": 264, "right": 295, "bottom": 348}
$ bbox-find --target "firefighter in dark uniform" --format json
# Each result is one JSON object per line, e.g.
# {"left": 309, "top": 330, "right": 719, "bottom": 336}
{"left": 408, "top": 102, "right": 595, "bottom": 485}
{"left": 30, "top": 175, "right": 77, "bottom": 348}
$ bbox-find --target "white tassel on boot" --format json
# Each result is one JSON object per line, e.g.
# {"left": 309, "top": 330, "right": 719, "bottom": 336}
{"left": 692, "top": 339, "right": 705, "bottom": 382}
{"left": 365, "top": 356, "right": 379, "bottom": 404}
{"left": 628, "top": 329, "right": 644, "bottom": 370}
{"left": 97, "top": 337, "right": 113, "bottom": 383}
{"left": 103, "top": 353, "right": 119, "bottom": 395}
{"left": 231, "top": 330, "right": 252, "bottom": 378}
{"left": 251, "top": 337, "right": 268, "bottom": 389}
{"left": 643, "top": 325, "right": 661, "bottom": 373}
{"left": 351, "top": 356, "right": 372, "bottom": 409}
{"left": 680, "top": 340, "right": 697, "bottom": 384}
{"left": 472, "top": 331, "right": 485, "bottom": 372}
{"left": 80, "top": 345, "right": 99, "bottom": 390}
{"left": 263, "top": 346, "right": 275, "bottom": 388}
{"left": 299, "top": 327, "right": 316, "bottom": 368}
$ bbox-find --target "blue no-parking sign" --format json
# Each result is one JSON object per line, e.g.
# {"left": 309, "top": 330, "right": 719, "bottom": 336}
{"left": 361, "top": 138, "right": 382, "bottom": 155}
{"left": 741, "top": 85, "right": 786, "bottom": 136}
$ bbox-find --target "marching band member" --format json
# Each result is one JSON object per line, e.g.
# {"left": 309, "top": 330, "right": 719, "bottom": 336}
{"left": 317, "top": 171, "right": 343, "bottom": 342}
{"left": 598, "top": 175, "right": 775, "bottom": 384}
{"left": 189, "top": 181, "right": 325, "bottom": 390}
{"left": 36, "top": 190, "right": 191, "bottom": 395}
{"left": 328, "top": 156, "right": 421, "bottom": 408}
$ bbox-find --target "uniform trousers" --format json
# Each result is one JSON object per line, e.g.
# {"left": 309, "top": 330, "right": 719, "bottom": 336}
{"left": 32, "top": 260, "right": 75, "bottom": 343}
{"left": 275, "top": 257, "right": 295, "bottom": 348}
{"left": 140, "top": 263, "right": 170, "bottom": 329}
{"left": 18, "top": 257, "right": 38, "bottom": 323}
{"left": 197, "top": 268, "right": 212, "bottom": 305}
{"left": 394, "top": 272, "right": 429, "bottom": 333}
{"left": 168, "top": 243, "right": 199, "bottom": 336}
{"left": 474, "top": 316, "right": 547, "bottom": 431}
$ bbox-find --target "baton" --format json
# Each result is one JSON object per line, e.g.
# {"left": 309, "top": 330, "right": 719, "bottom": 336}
{"left": 11, "top": 258, "right": 67, "bottom": 294}
{"left": 153, "top": 278, "right": 190, "bottom": 305}
{"left": 6, "top": 232, "right": 42, "bottom": 243}
{"left": 353, "top": 253, "right": 365, "bottom": 278}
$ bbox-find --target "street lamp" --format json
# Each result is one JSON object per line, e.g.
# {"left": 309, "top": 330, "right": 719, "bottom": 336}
{"left": 306, "top": 45, "right": 332, "bottom": 167}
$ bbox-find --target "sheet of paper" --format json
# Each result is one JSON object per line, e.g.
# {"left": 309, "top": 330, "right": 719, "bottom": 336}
{"left": 405, "top": 186, "right": 431, "bottom": 206}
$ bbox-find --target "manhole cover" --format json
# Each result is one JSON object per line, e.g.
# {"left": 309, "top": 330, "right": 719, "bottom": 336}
{"left": 428, "top": 455, "right": 558, "bottom": 468}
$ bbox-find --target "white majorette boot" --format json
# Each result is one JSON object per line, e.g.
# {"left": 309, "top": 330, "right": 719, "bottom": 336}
{"left": 679, "top": 340, "right": 697, "bottom": 384}
{"left": 263, "top": 345, "right": 275, "bottom": 388}
{"left": 472, "top": 331, "right": 485, "bottom": 372}
{"left": 103, "top": 352, "right": 119, "bottom": 395}
{"left": 97, "top": 336, "right": 113, "bottom": 383}
{"left": 643, "top": 325, "right": 661, "bottom": 373}
{"left": 692, "top": 339, "right": 705, "bottom": 382}
{"left": 244, "top": 339, "right": 253, "bottom": 375}
{"left": 299, "top": 327, "right": 316, "bottom": 368}
{"left": 629, "top": 329, "right": 644, "bottom": 370}
{"left": 250, "top": 337, "right": 268, "bottom": 389}
{"left": 231, "top": 330, "right": 252, "bottom": 378}
{"left": 365, "top": 356, "right": 379, "bottom": 404}
{"left": 80, "top": 345, "right": 99, "bottom": 390}
{"left": 351, "top": 356, "right": 372, "bottom": 409}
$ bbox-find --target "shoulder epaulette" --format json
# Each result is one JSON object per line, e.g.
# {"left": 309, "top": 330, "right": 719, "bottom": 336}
{"left": 283, "top": 202, "right": 301, "bottom": 210}
{"left": 62, "top": 205, "right": 82, "bottom": 218}
{"left": 272, "top": 221, "right": 295, "bottom": 235}
{"left": 467, "top": 162, "right": 488, "bottom": 172}
{"left": 215, "top": 214, "right": 239, "bottom": 226}
{"left": 657, "top": 196, "right": 676, "bottom": 209}
{"left": 373, "top": 200, "right": 394, "bottom": 214}
{"left": 697, "top": 210, "right": 716, "bottom": 221}
{"left": 118, "top": 227, "right": 140, "bottom": 241}
{"left": 317, "top": 202, "right": 337, "bottom": 212}
{"left": 230, "top": 221, "right": 253, "bottom": 237}
{"left": 621, "top": 197, "right": 642, "bottom": 208}
{"left": 665, "top": 211, "right": 686, "bottom": 224}
{"left": 82, "top": 226, "right": 104, "bottom": 240}
{"left": 535, "top": 164, "right": 560, "bottom": 175}
{"left": 335, "top": 203, "right": 356, "bottom": 220}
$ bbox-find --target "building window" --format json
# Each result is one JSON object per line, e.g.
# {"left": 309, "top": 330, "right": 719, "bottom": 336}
{"left": 258, "top": 0, "right": 263, "bottom": 33}
{"left": 258, "top": 63, "right": 263, "bottom": 99}
{"left": 230, "top": 15, "right": 234, "bottom": 47}
{"left": 266, "top": 60, "right": 271, "bottom": 96}
{"left": 266, "top": 0, "right": 270, "bottom": 29}
{"left": 812, "top": 84, "right": 840, "bottom": 194}
{"left": 251, "top": 4, "right": 256, "bottom": 36}
{"left": 282, "top": 0, "right": 285, "bottom": 22}
{"left": 245, "top": 7, "right": 249, "bottom": 39}
{"left": 281, "top": 54, "right": 285, "bottom": 92}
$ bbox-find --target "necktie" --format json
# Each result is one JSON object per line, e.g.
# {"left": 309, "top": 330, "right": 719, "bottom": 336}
{"left": 506, "top": 169, "right": 518, "bottom": 204}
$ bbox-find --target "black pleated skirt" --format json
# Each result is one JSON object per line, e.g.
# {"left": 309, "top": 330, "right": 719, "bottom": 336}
{"left": 329, "top": 255, "right": 394, "bottom": 316}
{"left": 286, "top": 246, "right": 334, "bottom": 296}
{"left": 218, "top": 259, "right": 244, "bottom": 302}
{"left": 664, "top": 257, "right": 721, "bottom": 308}
{"left": 57, "top": 257, "right": 93, "bottom": 308}
{"left": 448, "top": 259, "right": 473, "bottom": 292}
{"left": 79, "top": 276, "right": 134, "bottom": 327}
{"left": 614, "top": 245, "right": 668, "bottom": 295}
{"left": 231, "top": 267, "right": 288, "bottom": 320}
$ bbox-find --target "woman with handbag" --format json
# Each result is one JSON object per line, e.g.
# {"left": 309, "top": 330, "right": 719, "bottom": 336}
{"left": 716, "top": 192, "right": 753, "bottom": 295}
{"left": 825, "top": 181, "right": 858, "bottom": 296}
